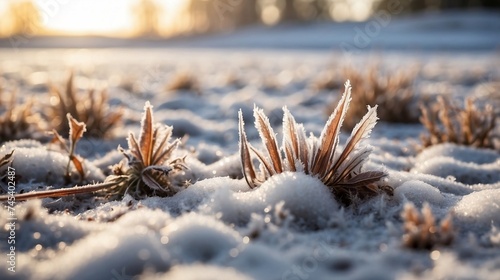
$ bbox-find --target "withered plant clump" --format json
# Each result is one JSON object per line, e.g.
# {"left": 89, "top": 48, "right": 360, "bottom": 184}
{"left": 109, "top": 101, "right": 188, "bottom": 199}
{"left": 325, "top": 65, "right": 418, "bottom": 130}
{"left": 0, "top": 102, "right": 188, "bottom": 202}
{"left": 48, "top": 72, "right": 123, "bottom": 139}
{"left": 402, "top": 202, "right": 454, "bottom": 250}
{"left": 239, "top": 80, "right": 392, "bottom": 206}
{"left": 165, "top": 71, "right": 201, "bottom": 95}
{"left": 0, "top": 92, "right": 46, "bottom": 143}
{"left": 419, "top": 96, "right": 497, "bottom": 149}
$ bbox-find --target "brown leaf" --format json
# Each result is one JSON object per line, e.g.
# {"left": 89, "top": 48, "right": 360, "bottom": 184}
{"left": 0, "top": 150, "right": 14, "bottom": 168}
{"left": 329, "top": 105, "right": 378, "bottom": 176}
{"left": 139, "top": 101, "right": 154, "bottom": 166}
{"left": 312, "top": 80, "right": 351, "bottom": 174}
{"left": 239, "top": 110, "right": 257, "bottom": 188}
{"left": 70, "top": 155, "right": 85, "bottom": 179}
{"left": 338, "top": 171, "right": 386, "bottom": 187}
{"left": 67, "top": 113, "right": 86, "bottom": 150}
{"left": 254, "top": 106, "right": 282, "bottom": 174}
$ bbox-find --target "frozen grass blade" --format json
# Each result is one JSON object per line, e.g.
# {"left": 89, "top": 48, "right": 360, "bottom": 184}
{"left": 0, "top": 181, "right": 122, "bottom": 202}
{"left": 254, "top": 106, "right": 283, "bottom": 174}
{"left": 239, "top": 110, "right": 257, "bottom": 188}
{"left": 312, "top": 80, "right": 351, "bottom": 175}
{"left": 139, "top": 102, "right": 154, "bottom": 166}
{"left": 325, "top": 105, "right": 378, "bottom": 183}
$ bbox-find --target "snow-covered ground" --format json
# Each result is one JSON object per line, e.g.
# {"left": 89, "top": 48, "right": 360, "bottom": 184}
{"left": 1, "top": 11, "right": 500, "bottom": 280}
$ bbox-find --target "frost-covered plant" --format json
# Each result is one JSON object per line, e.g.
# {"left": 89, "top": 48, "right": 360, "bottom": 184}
{"left": 419, "top": 96, "right": 496, "bottom": 149}
{"left": 401, "top": 202, "right": 454, "bottom": 250}
{"left": 239, "top": 80, "right": 391, "bottom": 205}
{"left": 48, "top": 72, "right": 123, "bottom": 138}
{"left": 325, "top": 65, "right": 418, "bottom": 130}
{"left": 50, "top": 113, "right": 87, "bottom": 183}
{"left": 109, "top": 101, "right": 188, "bottom": 199}
{"left": 165, "top": 71, "right": 201, "bottom": 95}
{"left": 0, "top": 93, "right": 46, "bottom": 143}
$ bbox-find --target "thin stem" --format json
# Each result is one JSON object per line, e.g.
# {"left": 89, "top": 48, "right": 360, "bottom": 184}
{"left": 0, "top": 181, "right": 118, "bottom": 202}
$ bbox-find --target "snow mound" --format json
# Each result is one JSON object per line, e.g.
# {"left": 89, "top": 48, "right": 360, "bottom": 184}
{"left": 394, "top": 180, "right": 444, "bottom": 206}
{"left": 454, "top": 189, "right": 500, "bottom": 232}
{"left": 160, "top": 213, "right": 242, "bottom": 263}
{"left": 28, "top": 209, "right": 172, "bottom": 280}
{"left": 416, "top": 143, "right": 499, "bottom": 164}
{"left": 412, "top": 144, "right": 500, "bottom": 185}
{"left": 210, "top": 172, "right": 340, "bottom": 228}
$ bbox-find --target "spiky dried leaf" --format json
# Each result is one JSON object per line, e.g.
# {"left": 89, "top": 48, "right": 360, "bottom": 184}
{"left": 239, "top": 110, "right": 258, "bottom": 188}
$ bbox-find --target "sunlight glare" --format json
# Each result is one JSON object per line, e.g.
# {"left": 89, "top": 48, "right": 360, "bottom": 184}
{"left": 34, "top": 0, "right": 135, "bottom": 35}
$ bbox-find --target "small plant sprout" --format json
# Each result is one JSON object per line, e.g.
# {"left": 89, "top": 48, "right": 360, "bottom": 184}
{"left": 401, "top": 202, "right": 454, "bottom": 250}
{"left": 239, "top": 80, "right": 392, "bottom": 205}
{"left": 110, "top": 101, "right": 188, "bottom": 199}
{"left": 419, "top": 96, "right": 497, "bottom": 149}
{"left": 50, "top": 113, "right": 87, "bottom": 183}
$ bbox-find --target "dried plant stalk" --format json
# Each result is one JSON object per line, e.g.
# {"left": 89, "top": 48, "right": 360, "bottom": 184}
{"left": 402, "top": 202, "right": 454, "bottom": 250}
{"left": 0, "top": 92, "right": 46, "bottom": 143}
{"left": 48, "top": 72, "right": 123, "bottom": 138}
{"left": 239, "top": 80, "right": 391, "bottom": 205}
{"left": 165, "top": 71, "right": 201, "bottom": 95}
{"left": 419, "top": 96, "right": 496, "bottom": 149}
{"left": 324, "top": 65, "right": 418, "bottom": 130}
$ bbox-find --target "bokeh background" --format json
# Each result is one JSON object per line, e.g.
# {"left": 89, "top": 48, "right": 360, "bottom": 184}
{"left": 0, "top": 0, "right": 498, "bottom": 39}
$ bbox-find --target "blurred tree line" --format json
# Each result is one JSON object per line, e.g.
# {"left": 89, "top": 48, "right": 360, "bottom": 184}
{"left": 2, "top": 0, "right": 498, "bottom": 37}
{"left": 0, "top": 0, "right": 41, "bottom": 37}
{"left": 168, "top": 0, "right": 500, "bottom": 36}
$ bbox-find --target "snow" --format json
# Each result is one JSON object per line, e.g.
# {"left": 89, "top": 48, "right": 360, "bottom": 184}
{"left": 1, "top": 10, "right": 500, "bottom": 280}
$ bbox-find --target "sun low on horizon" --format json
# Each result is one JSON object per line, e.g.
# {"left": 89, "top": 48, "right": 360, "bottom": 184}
{"left": 0, "top": 0, "right": 186, "bottom": 37}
